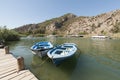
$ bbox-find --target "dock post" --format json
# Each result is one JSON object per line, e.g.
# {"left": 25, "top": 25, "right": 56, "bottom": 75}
{"left": 4, "top": 46, "right": 9, "bottom": 54}
{"left": 17, "top": 56, "right": 25, "bottom": 71}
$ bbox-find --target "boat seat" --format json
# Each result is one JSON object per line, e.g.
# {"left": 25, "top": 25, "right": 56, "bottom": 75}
{"left": 61, "top": 51, "right": 68, "bottom": 55}
{"left": 66, "top": 48, "right": 72, "bottom": 51}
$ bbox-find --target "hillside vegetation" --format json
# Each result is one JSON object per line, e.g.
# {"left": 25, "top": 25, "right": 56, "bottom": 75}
{"left": 14, "top": 10, "right": 120, "bottom": 37}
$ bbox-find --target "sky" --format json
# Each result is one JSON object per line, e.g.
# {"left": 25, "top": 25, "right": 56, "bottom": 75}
{"left": 0, "top": 0, "right": 120, "bottom": 29}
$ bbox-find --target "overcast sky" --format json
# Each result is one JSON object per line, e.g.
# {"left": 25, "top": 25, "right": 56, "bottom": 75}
{"left": 0, "top": 0, "right": 120, "bottom": 29}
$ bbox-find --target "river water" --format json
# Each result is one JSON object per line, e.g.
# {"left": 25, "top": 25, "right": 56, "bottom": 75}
{"left": 9, "top": 37, "right": 120, "bottom": 80}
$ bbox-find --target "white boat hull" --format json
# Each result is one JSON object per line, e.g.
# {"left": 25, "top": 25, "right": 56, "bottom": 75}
{"left": 47, "top": 43, "right": 77, "bottom": 65}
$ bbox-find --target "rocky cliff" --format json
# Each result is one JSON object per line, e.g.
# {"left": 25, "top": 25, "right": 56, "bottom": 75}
{"left": 14, "top": 10, "right": 120, "bottom": 36}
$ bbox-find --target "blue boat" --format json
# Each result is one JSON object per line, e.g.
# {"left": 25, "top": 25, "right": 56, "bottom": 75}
{"left": 30, "top": 41, "right": 53, "bottom": 57}
{"left": 47, "top": 43, "right": 77, "bottom": 65}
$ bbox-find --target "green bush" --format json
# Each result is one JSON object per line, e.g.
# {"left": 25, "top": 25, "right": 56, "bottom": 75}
{"left": 0, "top": 26, "right": 20, "bottom": 41}
{"left": 35, "top": 34, "right": 46, "bottom": 37}
{"left": 79, "top": 31, "right": 88, "bottom": 35}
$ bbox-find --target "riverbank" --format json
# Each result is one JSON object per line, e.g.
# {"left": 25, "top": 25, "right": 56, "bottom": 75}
{"left": 85, "top": 33, "right": 120, "bottom": 39}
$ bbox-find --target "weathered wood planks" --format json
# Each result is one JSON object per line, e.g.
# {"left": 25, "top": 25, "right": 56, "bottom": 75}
{"left": 0, "top": 47, "right": 38, "bottom": 80}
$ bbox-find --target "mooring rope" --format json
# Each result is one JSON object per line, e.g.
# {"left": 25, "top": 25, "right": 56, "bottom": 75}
{"left": 39, "top": 57, "right": 49, "bottom": 66}
{"left": 33, "top": 57, "right": 49, "bottom": 68}
{"left": 26, "top": 57, "right": 49, "bottom": 69}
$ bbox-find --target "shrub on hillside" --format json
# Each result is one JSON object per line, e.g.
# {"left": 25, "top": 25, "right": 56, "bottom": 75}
{"left": 111, "top": 22, "right": 120, "bottom": 33}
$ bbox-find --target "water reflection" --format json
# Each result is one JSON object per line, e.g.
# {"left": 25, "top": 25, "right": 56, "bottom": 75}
{"left": 31, "top": 54, "right": 78, "bottom": 80}
{"left": 71, "top": 54, "right": 120, "bottom": 80}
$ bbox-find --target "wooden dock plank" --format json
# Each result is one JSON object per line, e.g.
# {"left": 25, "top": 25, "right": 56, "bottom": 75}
{"left": 0, "top": 60, "right": 17, "bottom": 68}
{"left": 0, "top": 66, "right": 17, "bottom": 75}
{"left": 0, "top": 64, "right": 17, "bottom": 72}
{"left": 21, "top": 73, "right": 36, "bottom": 80}
{"left": 1, "top": 70, "right": 29, "bottom": 80}
{"left": 0, "top": 48, "right": 38, "bottom": 80}
{"left": 0, "top": 62, "right": 17, "bottom": 69}
{"left": 0, "top": 55, "right": 14, "bottom": 60}
{"left": 0, "top": 54, "right": 13, "bottom": 59}
{"left": 0, "top": 54, "right": 14, "bottom": 57}
{"left": 10, "top": 70, "right": 31, "bottom": 80}
{"left": 0, "top": 49, "right": 5, "bottom": 54}
{"left": 0, "top": 69, "right": 17, "bottom": 79}
{"left": 0, "top": 57, "right": 16, "bottom": 64}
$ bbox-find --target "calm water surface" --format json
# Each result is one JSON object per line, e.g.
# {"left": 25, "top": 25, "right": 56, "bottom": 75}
{"left": 9, "top": 37, "right": 120, "bottom": 80}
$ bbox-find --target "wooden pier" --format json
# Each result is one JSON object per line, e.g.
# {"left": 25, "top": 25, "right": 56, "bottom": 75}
{"left": 0, "top": 46, "right": 38, "bottom": 80}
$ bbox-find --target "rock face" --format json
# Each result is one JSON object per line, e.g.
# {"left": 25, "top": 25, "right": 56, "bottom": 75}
{"left": 66, "top": 10, "right": 120, "bottom": 35}
{"left": 14, "top": 10, "right": 120, "bottom": 36}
